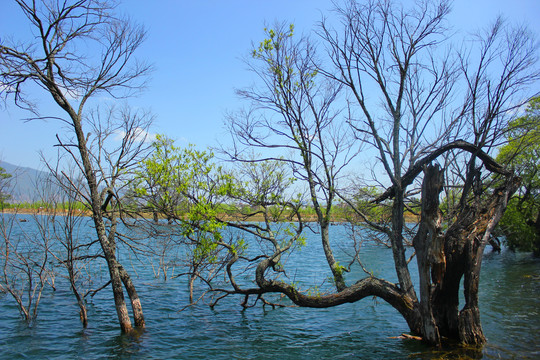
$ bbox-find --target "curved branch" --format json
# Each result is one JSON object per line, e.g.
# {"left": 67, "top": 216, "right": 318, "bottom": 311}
{"left": 375, "top": 140, "right": 511, "bottom": 203}
{"left": 253, "top": 274, "right": 418, "bottom": 328}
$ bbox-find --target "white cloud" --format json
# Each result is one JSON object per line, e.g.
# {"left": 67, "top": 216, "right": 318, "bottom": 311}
{"left": 505, "top": 102, "right": 529, "bottom": 118}
{"left": 58, "top": 84, "right": 80, "bottom": 100}
{"left": 114, "top": 127, "right": 157, "bottom": 143}
{"left": 0, "top": 84, "right": 15, "bottom": 93}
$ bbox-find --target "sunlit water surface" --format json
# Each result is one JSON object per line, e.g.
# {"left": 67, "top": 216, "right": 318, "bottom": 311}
{"left": 0, "top": 214, "right": 539, "bottom": 359}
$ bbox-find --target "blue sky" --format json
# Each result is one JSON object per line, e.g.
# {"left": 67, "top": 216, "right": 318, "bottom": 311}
{"left": 1, "top": 0, "right": 539, "bottom": 169}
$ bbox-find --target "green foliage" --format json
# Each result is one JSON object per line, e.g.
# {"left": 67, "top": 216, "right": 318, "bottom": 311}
{"left": 0, "top": 167, "right": 12, "bottom": 207}
{"left": 496, "top": 97, "right": 540, "bottom": 254}
{"left": 253, "top": 24, "right": 295, "bottom": 58}
{"left": 0, "top": 167, "right": 10, "bottom": 180}
{"left": 306, "top": 285, "right": 322, "bottom": 298}
{"left": 498, "top": 197, "right": 538, "bottom": 252}
{"left": 332, "top": 261, "right": 346, "bottom": 277}
{"left": 134, "top": 135, "right": 233, "bottom": 262}
{"left": 347, "top": 186, "right": 390, "bottom": 222}
{"left": 135, "top": 135, "right": 214, "bottom": 213}
{"left": 135, "top": 135, "right": 306, "bottom": 292}
{"left": 251, "top": 23, "right": 319, "bottom": 106}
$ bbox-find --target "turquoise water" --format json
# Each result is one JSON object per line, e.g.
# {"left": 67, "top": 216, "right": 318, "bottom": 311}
{"left": 0, "top": 215, "right": 539, "bottom": 359}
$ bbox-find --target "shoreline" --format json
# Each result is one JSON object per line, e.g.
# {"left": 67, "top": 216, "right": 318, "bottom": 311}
{"left": 1, "top": 207, "right": 419, "bottom": 224}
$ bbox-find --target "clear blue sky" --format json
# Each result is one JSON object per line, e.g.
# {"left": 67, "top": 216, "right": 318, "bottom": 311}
{"left": 1, "top": 0, "right": 539, "bottom": 169}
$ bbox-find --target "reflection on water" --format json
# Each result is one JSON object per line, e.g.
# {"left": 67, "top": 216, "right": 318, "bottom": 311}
{"left": 0, "top": 215, "right": 539, "bottom": 359}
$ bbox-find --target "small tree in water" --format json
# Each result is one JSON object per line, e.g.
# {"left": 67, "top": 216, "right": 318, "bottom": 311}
{"left": 0, "top": 0, "right": 153, "bottom": 332}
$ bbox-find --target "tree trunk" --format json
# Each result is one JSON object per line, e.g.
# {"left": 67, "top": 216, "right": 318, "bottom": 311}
{"left": 189, "top": 274, "right": 195, "bottom": 303}
{"left": 391, "top": 188, "right": 416, "bottom": 299}
{"left": 320, "top": 221, "right": 346, "bottom": 291}
{"left": 410, "top": 164, "right": 520, "bottom": 346}
{"left": 100, "top": 235, "right": 133, "bottom": 333}
{"left": 431, "top": 236, "right": 462, "bottom": 340}
{"left": 118, "top": 263, "right": 145, "bottom": 328}
{"left": 68, "top": 265, "right": 88, "bottom": 328}
{"left": 69, "top": 107, "right": 142, "bottom": 333}
{"left": 107, "top": 265, "right": 132, "bottom": 332}
{"left": 431, "top": 175, "right": 520, "bottom": 345}
{"left": 412, "top": 164, "right": 445, "bottom": 344}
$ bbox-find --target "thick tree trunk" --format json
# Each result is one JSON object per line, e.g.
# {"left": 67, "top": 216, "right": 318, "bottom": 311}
{"left": 413, "top": 164, "right": 445, "bottom": 344}
{"left": 410, "top": 164, "right": 519, "bottom": 346}
{"left": 431, "top": 238, "right": 462, "bottom": 340}
{"left": 431, "top": 176, "right": 520, "bottom": 345}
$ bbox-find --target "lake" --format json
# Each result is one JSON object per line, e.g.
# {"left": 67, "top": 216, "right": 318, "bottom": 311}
{"left": 0, "top": 214, "right": 539, "bottom": 359}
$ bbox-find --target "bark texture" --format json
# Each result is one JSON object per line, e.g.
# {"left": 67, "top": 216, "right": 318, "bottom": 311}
{"left": 430, "top": 174, "right": 521, "bottom": 344}
{"left": 413, "top": 164, "right": 445, "bottom": 344}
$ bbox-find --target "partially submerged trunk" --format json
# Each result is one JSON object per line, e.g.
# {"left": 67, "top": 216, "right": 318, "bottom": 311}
{"left": 71, "top": 110, "right": 144, "bottom": 333}
{"left": 189, "top": 274, "right": 196, "bottom": 303}
{"left": 68, "top": 264, "right": 88, "bottom": 328}
{"left": 412, "top": 164, "right": 445, "bottom": 344}
{"left": 99, "top": 225, "right": 134, "bottom": 333}
{"left": 119, "top": 263, "right": 146, "bottom": 327}
{"left": 320, "top": 221, "right": 347, "bottom": 291}
{"left": 413, "top": 164, "right": 520, "bottom": 345}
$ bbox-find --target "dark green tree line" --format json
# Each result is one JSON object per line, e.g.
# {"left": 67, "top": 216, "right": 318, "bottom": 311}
{"left": 0, "top": 167, "right": 11, "bottom": 208}
{"left": 496, "top": 97, "right": 540, "bottom": 255}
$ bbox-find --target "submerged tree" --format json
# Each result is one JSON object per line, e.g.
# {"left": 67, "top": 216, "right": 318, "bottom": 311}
{"left": 151, "top": 0, "right": 538, "bottom": 347}
{"left": 226, "top": 22, "right": 356, "bottom": 292}
{"left": 42, "top": 165, "right": 99, "bottom": 328}
{"left": 0, "top": 0, "right": 152, "bottom": 332}
{"left": 318, "top": 0, "right": 538, "bottom": 345}
{"left": 0, "top": 208, "right": 55, "bottom": 324}
{"left": 135, "top": 136, "right": 307, "bottom": 307}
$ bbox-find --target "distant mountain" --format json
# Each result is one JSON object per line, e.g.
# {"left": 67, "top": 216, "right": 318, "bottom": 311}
{"left": 0, "top": 161, "right": 54, "bottom": 202}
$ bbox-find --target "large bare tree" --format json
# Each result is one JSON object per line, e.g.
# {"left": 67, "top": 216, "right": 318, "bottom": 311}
{"left": 158, "top": 0, "right": 538, "bottom": 348}
{"left": 317, "top": 0, "right": 538, "bottom": 345}
{"left": 0, "top": 0, "right": 152, "bottom": 332}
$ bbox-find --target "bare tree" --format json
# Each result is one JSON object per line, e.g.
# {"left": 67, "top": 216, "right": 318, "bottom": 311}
{"left": 160, "top": 0, "right": 538, "bottom": 348}
{"left": 318, "top": 0, "right": 538, "bottom": 345}
{"left": 40, "top": 169, "right": 96, "bottom": 328}
{"left": 0, "top": 0, "right": 152, "bottom": 332}
{"left": 225, "top": 22, "right": 357, "bottom": 291}
{"left": 0, "top": 208, "right": 55, "bottom": 324}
